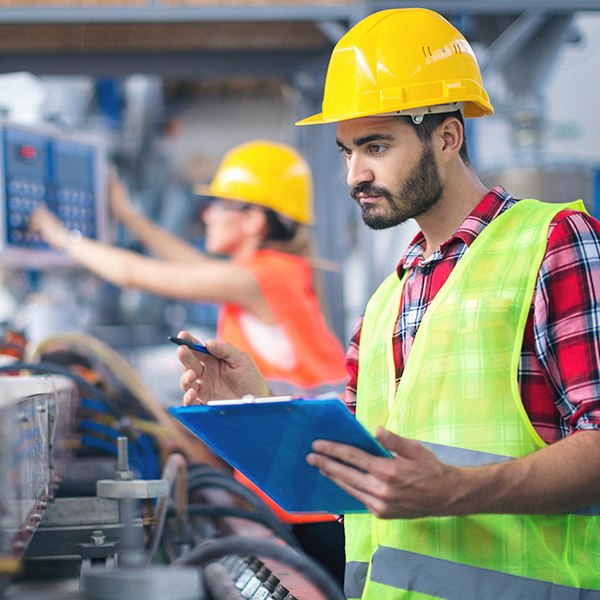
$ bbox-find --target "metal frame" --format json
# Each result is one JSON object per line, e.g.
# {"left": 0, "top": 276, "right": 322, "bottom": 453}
{"left": 0, "top": 49, "right": 330, "bottom": 78}
{"left": 0, "top": 5, "right": 353, "bottom": 24}
{"left": 0, "top": 1, "right": 599, "bottom": 24}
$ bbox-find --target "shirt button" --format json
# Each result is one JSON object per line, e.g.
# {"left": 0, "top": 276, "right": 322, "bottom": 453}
{"left": 421, "top": 264, "right": 432, "bottom": 275}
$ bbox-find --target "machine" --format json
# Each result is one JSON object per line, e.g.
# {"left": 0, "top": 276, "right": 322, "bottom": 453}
{"left": 0, "top": 120, "right": 108, "bottom": 269}
{"left": 0, "top": 331, "right": 345, "bottom": 600}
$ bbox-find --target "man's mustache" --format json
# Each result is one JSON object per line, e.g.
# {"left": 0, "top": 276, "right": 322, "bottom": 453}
{"left": 350, "top": 183, "right": 390, "bottom": 202}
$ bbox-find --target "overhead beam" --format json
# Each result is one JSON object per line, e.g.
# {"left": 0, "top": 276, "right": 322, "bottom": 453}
{"left": 0, "top": 48, "right": 330, "bottom": 78}
{"left": 370, "top": 1, "right": 600, "bottom": 14}
{"left": 1, "top": 1, "right": 600, "bottom": 26}
{"left": 0, "top": 5, "right": 355, "bottom": 25}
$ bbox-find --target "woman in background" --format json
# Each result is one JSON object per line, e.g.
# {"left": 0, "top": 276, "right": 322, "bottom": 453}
{"left": 30, "top": 140, "right": 347, "bottom": 584}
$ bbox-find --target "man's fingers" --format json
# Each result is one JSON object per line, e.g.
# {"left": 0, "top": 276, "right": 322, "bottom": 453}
{"left": 204, "top": 339, "right": 238, "bottom": 362}
{"left": 183, "top": 387, "right": 200, "bottom": 406}
{"left": 376, "top": 427, "right": 418, "bottom": 456}
{"left": 180, "top": 367, "right": 200, "bottom": 389}
{"left": 176, "top": 345, "right": 204, "bottom": 372}
{"left": 306, "top": 451, "right": 384, "bottom": 508}
{"left": 311, "top": 438, "right": 390, "bottom": 473}
{"left": 376, "top": 427, "right": 436, "bottom": 463}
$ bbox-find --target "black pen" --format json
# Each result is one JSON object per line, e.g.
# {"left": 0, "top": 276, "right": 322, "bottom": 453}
{"left": 168, "top": 336, "right": 211, "bottom": 355}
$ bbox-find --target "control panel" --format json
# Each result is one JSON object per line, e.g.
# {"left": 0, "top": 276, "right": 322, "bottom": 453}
{"left": 0, "top": 121, "right": 108, "bottom": 268}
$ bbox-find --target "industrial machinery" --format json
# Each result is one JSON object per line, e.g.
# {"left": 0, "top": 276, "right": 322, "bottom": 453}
{"left": 0, "top": 119, "right": 108, "bottom": 269}
{"left": 0, "top": 331, "right": 345, "bottom": 600}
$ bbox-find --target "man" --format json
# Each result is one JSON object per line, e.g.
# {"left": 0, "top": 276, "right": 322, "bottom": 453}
{"left": 177, "top": 8, "right": 600, "bottom": 599}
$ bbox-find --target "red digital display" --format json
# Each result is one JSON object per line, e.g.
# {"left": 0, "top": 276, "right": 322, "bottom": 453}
{"left": 18, "top": 145, "right": 37, "bottom": 160}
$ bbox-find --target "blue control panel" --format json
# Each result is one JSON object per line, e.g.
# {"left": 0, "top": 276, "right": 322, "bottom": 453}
{"left": 0, "top": 122, "right": 107, "bottom": 267}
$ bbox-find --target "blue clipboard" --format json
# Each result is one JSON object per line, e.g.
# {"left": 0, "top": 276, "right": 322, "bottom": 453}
{"left": 169, "top": 397, "right": 392, "bottom": 514}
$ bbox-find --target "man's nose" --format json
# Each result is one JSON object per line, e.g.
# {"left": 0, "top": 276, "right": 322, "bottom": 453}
{"left": 346, "top": 155, "right": 374, "bottom": 189}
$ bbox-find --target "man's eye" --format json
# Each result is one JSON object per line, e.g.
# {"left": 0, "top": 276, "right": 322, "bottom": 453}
{"left": 369, "top": 144, "right": 385, "bottom": 154}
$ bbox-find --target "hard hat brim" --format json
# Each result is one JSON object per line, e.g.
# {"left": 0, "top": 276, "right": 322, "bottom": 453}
{"left": 296, "top": 101, "right": 493, "bottom": 127}
{"left": 295, "top": 112, "right": 328, "bottom": 126}
{"left": 295, "top": 111, "right": 372, "bottom": 126}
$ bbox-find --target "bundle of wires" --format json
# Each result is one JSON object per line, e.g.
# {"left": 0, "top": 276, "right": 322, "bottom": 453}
{"left": 0, "top": 350, "right": 162, "bottom": 483}
{"left": 78, "top": 396, "right": 160, "bottom": 481}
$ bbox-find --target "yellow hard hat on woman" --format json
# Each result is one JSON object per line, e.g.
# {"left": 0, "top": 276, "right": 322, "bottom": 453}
{"left": 208, "top": 140, "right": 314, "bottom": 225}
{"left": 297, "top": 8, "right": 493, "bottom": 125}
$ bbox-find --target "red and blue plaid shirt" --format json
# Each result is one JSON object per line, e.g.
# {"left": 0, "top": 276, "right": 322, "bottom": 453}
{"left": 345, "top": 187, "right": 600, "bottom": 444}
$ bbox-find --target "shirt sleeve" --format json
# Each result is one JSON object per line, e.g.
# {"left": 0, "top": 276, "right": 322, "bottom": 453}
{"left": 534, "top": 209, "right": 600, "bottom": 434}
{"left": 344, "top": 316, "right": 363, "bottom": 415}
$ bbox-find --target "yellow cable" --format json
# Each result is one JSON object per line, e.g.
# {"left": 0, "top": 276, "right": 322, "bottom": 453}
{"left": 26, "top": 332, "right": 223, "bottom": 468}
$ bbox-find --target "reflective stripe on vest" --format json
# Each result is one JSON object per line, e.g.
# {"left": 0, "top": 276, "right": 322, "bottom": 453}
{"left": 350, "top": 199, "right": 600, "bottom": 600}
{"left": 345, "top": 561, "right": 369, "bottom": 600}
{"left": 370, "top": 546, "right": 600, "bottom": 600}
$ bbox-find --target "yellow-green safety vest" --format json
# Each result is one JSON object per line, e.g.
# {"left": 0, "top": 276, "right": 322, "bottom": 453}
{"left": 347, "top": 199, "right": 600, "bottom": 600}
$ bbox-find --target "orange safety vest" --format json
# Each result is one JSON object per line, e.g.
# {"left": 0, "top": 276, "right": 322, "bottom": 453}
{"left": 218, "top": 249, "right": 347, "bottom": 524}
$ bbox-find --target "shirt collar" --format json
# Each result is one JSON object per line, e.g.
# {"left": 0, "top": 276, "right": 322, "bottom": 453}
{"left": 398, "top": 186, "right": 516, "bottom": 276}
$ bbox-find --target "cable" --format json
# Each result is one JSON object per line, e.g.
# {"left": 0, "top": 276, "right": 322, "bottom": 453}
{"left": 168, "top": 504, "right": 299, "bottom": 545}
{"left": 27, "top": 332, "right": 222, "bottom": 466}
{"left": 0, "top": 361, "right": 123, "bottom": 418}
{"left": 0, "top": 361, "right": 163, "bottom": 479}
{"left": 188, "top": 471, "right": 276, "bottom": 519}
{"left": 173, "top": 535, "right": 345, "bottom": 600}
{"left": 187, "top": 471, "right": 300, "bottom": 549}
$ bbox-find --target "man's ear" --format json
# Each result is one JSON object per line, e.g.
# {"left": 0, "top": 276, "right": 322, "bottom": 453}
{"left": 436, "top": 116, "right": 463, "bottom": 164}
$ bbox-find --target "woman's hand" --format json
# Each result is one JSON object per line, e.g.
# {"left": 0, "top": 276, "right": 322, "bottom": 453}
{"left": 177, "top": 332, "right": 270, "bottom": 405}
{"left": 108, "top": 169, "right": 137, "bottom": 224}
{"left": 29, "top": 205, "right": 70, "bottom": 250}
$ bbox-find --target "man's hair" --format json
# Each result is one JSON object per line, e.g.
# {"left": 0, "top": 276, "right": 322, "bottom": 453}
{"left": 400, "top": 111, "right": 471, "bottom": 166}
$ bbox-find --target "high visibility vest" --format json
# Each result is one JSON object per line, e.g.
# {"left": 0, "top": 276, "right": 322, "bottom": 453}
{"left": 348, "top": 199, "right": 600, "bottom": 600}
{"left": 218, "top": 249, "right": 347, "bottom": 397}
{"left": 219, "top": 249, "right": 347, "bottom": 524}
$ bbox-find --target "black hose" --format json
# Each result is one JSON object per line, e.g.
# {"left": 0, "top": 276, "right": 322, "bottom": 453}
{"left": 167, "top": 504, "right": 298, "bottom": 548}
{"left": 172, "top": 535, "right": 345, "bottom": 600}
{"left": 188, "top": 471, "right": 279, "bottom": 519}
{"left": 187, "top": 471, "right": 300, "bottom": 548}
{"left": 188, "top": 463, "right": 224, "bottom": 477}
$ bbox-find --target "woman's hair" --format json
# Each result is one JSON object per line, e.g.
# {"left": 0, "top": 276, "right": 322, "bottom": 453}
{"left": 260, "top": 214, "right": 313, "bottom": 260}
{"left": 263, "top": 209, "right": 298, "bottom": 242}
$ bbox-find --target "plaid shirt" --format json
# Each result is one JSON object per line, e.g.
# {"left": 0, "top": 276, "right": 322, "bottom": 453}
{"left": 345, "top": 187, "right": 600, "bottom": 444}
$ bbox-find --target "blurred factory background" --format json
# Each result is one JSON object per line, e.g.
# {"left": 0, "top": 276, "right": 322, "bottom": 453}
{"left": 0, "top": 2, "right": 599, "bottom": 599}
{"left": 0, "top": 3, "right": 598, "bottom": 375}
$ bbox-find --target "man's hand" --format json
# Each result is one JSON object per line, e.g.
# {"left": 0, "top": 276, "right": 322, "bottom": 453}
{"left": 307, "top": 427, "right": 600, "bottom": 519}
{"left": 177, "top": 331, "right": 270, "bottom": 405}
{"left": 307, "top": 427, "right": 461, "bottom": 519}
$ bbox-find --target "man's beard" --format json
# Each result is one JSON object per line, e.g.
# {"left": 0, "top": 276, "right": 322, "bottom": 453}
{"left": 351, "top": 143, "right": 443, "bottom": 230}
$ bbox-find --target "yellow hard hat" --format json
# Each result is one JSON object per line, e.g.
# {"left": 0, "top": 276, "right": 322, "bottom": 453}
{"left": 296, "top": 8, "right": 493, "bottom": 125}
{"left": 208, "top": 140, "right": 314, "bottom": 225}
